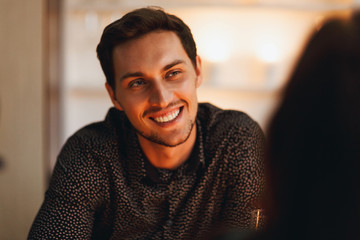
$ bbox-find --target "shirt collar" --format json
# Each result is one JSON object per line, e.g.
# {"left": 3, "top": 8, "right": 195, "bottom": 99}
{"left": 143, "top": 117, "right": 205, "bottom": 185}
{"left": 106, "top": 108, "right": 147, "bottom": 183}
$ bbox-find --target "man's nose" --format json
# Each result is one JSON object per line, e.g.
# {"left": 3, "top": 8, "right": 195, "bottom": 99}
{"left": 149, "top": 81, "right": 173, "bottom": 108}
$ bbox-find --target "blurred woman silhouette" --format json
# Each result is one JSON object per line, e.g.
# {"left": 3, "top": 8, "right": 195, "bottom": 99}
{"left": 265, "top": 10, "right": 360, "bottom": 240}
{"left": 216, "top": 10, "right": 360, "bottom": 240}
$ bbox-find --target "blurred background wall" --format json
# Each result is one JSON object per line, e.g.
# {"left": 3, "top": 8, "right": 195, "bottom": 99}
{"left": 0, "top": 0, "right": 45, "bottom": 239}
{"left": 0, "top": 0, "right": 359, "bottom": 239}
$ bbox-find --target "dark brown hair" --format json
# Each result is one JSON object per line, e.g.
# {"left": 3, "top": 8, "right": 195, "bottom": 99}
{"left": 96, "top": 7, "right": 197, "bottom": 89}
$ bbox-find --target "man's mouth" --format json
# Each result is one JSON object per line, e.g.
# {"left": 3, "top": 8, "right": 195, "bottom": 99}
{"left": 150, "top": 107, "right": 182, "bottom": 123}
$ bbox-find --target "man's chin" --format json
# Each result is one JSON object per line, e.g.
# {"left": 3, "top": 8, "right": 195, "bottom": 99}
{"left": 140, "top": 133, "right": 189, "bottom": 148}
{"left": 136, "top": 123, "right": 195, "bottom": 148}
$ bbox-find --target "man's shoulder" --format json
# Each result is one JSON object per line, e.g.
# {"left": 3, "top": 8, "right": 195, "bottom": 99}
{"left": 198, "top": 103, "right": 265, "bottom": 174}
{"left": 71, "top": 121, "right": 111, "bottom": 142}
{"left": 198, "top": 102, "right": 260, "bottom": 134}
{"left": 63, "top": 108, "right": 125, "bottom": 150}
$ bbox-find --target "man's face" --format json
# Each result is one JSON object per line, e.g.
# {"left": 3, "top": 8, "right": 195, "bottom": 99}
{"left": 106, "top": 30, "right": 202, "bottom": 147}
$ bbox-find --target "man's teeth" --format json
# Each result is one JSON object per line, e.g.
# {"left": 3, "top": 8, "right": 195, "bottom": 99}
{"left": 153, "top": 109, "right": 180, "bottom": 123}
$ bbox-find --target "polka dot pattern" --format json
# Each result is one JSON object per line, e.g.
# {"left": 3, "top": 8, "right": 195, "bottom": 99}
{"left": 28, "top": 103, "right": 265, "bottom": 240}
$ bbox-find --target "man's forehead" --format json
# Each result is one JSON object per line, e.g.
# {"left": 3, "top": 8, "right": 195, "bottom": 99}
{"left": 113, "top": 30, "right": 181, "bottom": 53}
{"left": 112, "top": 31, "right": 190, "bottom": 72}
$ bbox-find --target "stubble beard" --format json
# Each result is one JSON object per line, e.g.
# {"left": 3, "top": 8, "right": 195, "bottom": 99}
{"left": 135, "top": 119, "right": 195, "bottom": 148}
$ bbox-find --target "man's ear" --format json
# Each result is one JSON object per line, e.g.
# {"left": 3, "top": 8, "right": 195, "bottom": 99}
{"left": 105, "top": 83, "right": 123, "bottom": 111}
{"left": 195, "top": 55, "right": 203, "bottom": 88}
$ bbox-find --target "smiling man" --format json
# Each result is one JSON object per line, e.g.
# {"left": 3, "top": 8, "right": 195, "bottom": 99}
{"left": 106, "top": 30, "right": 202, "bottom": 170}
{"left": 29, "top": 7, "right": 265, "bottom": 240}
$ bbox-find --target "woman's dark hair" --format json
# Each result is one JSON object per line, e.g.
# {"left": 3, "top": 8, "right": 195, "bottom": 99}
{"left": 265, "top": 11, "right": 360, "bottom": 239}
{"left": 96, "top": 7, "right": 197, "bottom": 89}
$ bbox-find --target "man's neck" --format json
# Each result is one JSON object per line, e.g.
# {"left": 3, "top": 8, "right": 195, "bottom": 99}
{"left": 137, "top": 125, "right": 197, "bottom": 170}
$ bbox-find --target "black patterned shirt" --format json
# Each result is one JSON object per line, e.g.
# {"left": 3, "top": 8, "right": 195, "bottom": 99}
{"left": 28, "top": 103, "right": 265, "bottom": 240}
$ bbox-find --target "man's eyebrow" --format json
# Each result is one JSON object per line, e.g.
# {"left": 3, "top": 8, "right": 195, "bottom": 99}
{"left": 163, "top": 59, "right": 185, "bottom": 71}
{"left": 119, "top": 60, "right": 185, "bottom": 81}
{"left": 120, "top": 72, "right": 144, "bottom": 82}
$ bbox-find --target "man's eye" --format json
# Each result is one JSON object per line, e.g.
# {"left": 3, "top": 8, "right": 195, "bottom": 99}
{"left": 129, "top": 79, "right": 145, "bottom": 88}
{"left": 166, "top": 70, "right": 181, "bottom": 79}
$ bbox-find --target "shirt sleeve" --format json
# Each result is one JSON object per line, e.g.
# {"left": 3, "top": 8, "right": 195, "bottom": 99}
{"left": 220, "top": 120, "right": 265, "bottom": 230}
{"left": 28, "top": 135, "right": 108, "bottom": 239}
